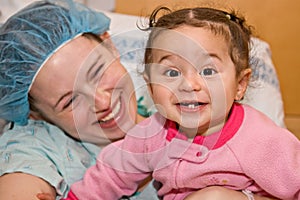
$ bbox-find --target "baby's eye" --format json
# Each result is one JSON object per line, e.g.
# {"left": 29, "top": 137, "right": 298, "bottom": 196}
{"left": 165, "top": 69, "right": 181, "bottom": 77}
{"left": 200, "top": 67, "right": 217, "bottom": 76}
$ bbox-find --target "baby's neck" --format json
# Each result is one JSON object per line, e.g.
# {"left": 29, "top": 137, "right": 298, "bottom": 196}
{"left": 179, "top": 120, "right": 226, "bottom": 139}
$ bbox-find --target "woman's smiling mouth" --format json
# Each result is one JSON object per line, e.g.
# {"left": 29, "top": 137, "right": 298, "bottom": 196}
{"left": 100, "top": 100, "right": 121, "bottom": 122}
{"left": 96, "top": 94, "right": 126, "bottom": 129}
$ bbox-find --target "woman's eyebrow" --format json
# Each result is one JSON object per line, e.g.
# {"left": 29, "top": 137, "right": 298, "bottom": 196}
{"left": 86, "top": 54, "right": 103, "bottom": 80}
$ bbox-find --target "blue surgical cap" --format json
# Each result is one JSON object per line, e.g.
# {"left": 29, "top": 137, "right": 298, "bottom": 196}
{"left": 0, "top": 0, "right": 110, "bottom": 125}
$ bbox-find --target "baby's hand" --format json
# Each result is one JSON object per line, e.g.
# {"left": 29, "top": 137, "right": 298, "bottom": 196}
{"left": 36, "top": 193, "right": 56, "bottom": 200}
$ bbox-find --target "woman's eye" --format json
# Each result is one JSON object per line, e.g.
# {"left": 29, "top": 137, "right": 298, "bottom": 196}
{"left": 200, "top": 68, "right": 217, "bottom": 76}
{"left": 63, "top": 95, "right": 77, "bottom": 109}
{"left": 165, "top": 69, "right": 181, "bottom": 77}
{"left": 91, "top": 63, "right": 105, "bottom": 82}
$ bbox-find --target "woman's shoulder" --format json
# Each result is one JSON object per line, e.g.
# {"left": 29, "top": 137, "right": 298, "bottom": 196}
{"left": 1, "top": 120, "right": 67, "bottom": 147}
{"left": 0, "top": 120, "right": 99, "bottom": 196}
{"left": 0, "top": 119, "right": 99, "bottom": 163}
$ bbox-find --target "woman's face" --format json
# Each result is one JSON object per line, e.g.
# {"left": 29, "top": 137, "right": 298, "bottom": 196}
{"left": 29, "top": 35, "right": 138, "bottom": 146}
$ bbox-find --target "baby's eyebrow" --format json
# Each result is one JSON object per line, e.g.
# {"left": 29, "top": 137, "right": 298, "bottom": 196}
{"left": 208, "top": 53, "right": 222, "bottom": 62}
{"left": 158, "top": 55, "right": 172, "bottom": 63}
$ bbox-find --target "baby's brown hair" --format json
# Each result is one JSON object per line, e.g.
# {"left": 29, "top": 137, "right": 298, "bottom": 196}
{"left": 143, "top": 6, "right": 252, "bottom": 78}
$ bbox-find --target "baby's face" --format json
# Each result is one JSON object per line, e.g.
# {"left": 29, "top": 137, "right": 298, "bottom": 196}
{"left": 147, "top": 26, "right": 241, "bottom": 137}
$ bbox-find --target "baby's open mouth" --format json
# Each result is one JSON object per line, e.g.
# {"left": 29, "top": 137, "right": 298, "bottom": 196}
{"left": 178, "top": 102, "right": 205, "bottom": 109}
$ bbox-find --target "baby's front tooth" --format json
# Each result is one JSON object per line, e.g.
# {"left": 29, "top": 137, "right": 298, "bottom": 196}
{"left": 188, "top": 104, "right": 195, "bottom": 109}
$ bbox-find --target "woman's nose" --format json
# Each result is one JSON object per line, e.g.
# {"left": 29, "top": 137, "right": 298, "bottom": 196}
{"left": 92, "top": 88, "right": 111, "bottom": 113}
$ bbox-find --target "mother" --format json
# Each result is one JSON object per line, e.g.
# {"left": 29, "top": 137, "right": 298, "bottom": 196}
{"left": 0, "top": 1, "right": 147, "bottom": 199}
{"left": 0, "top": 0, "right": 282, "bottom": 199}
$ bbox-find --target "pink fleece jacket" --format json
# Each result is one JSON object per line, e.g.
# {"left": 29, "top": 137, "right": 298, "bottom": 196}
{"left": 65, "top": 103, "right": 300, "bottom": 200}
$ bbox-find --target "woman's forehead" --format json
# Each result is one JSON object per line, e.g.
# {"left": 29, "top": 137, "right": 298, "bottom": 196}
{"left": 41, "top": 36, "right": 111, "bottom": 75}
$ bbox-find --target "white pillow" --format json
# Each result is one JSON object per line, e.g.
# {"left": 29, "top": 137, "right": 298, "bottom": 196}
{"left": 242, "top": 37, "right": 286, "bottom": 127}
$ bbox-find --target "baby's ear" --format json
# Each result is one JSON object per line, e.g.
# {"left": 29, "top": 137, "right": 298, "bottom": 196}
{"left": 143, "top": 72, "right": 150, "bottom": 83}
{"left": 235, "top": 68, "right": 252, "bottom": 101}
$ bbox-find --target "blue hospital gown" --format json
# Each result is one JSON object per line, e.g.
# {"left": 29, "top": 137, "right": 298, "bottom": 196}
{"left": 0, "top": 120, "right": 158, "bottom": 199}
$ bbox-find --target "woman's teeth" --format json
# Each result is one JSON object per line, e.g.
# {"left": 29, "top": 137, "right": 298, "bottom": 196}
{"left": 101, "top": 100, "right": 121, "bottom": 122}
